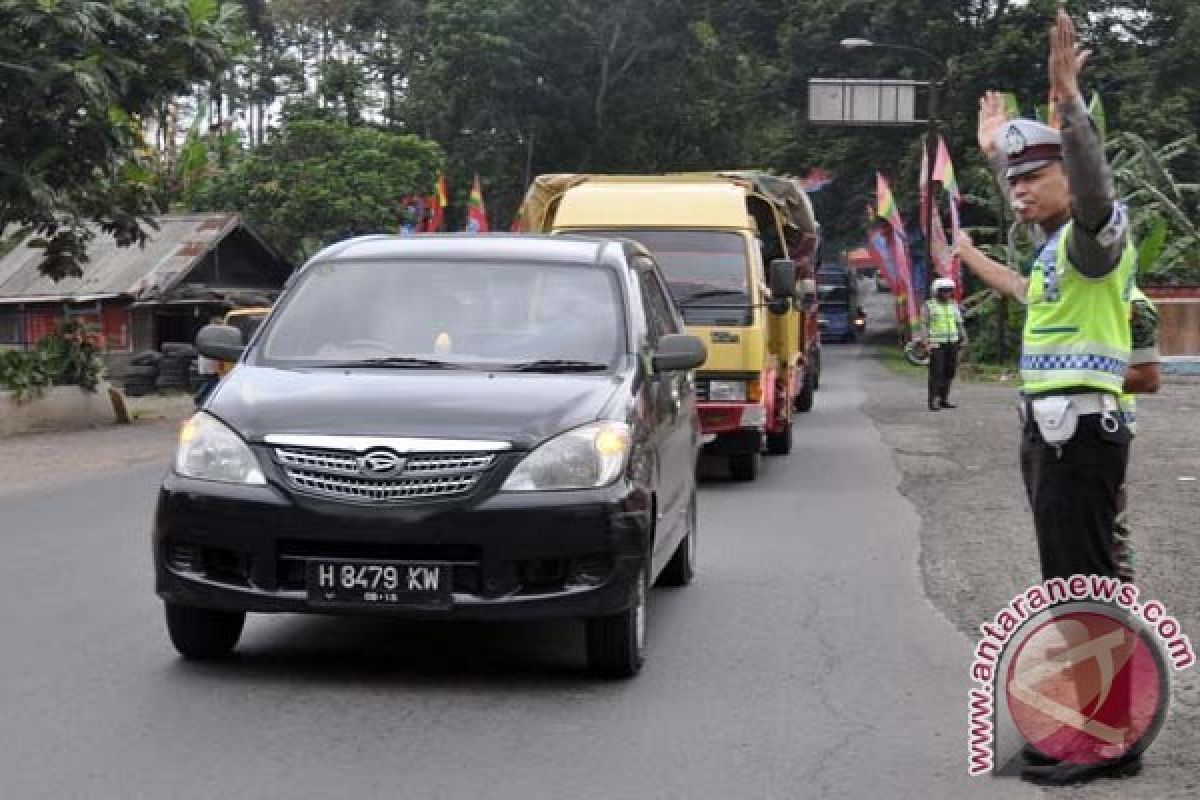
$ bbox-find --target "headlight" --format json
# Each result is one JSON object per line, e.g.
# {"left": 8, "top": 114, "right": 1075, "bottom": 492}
{"left": 708, "top": 379, "right": 747, "bottom": 402}
{"left": 502, "top": 421, "right": 631, "bottom": 491}
{"left": 175, "top": 412, "right": 266, "bottom": 485}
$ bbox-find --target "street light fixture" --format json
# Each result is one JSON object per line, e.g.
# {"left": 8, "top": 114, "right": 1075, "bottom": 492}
{"left": 841, "top": 37, "right": 948, "bottom": 301}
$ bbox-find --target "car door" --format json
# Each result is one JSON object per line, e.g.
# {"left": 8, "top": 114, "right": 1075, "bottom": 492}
{"left": 635, "top": 259, "right": 694, "bottom": 561}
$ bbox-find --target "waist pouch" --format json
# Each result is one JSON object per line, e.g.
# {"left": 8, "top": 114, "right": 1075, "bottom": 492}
{"left": 1020, "top": 393, "right": 1122, "bottom": 444}
{"left": 1030, "top": 396, "right": 1077, "bottom": 445}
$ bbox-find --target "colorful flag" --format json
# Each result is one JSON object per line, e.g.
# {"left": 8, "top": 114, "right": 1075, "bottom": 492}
{"left": 875, "top": 173, "right": 920, "bottom": 335}
{"left": 420, "top": 174, "right": 449, "bottom": 232}
{"left": 875, "top": 172, "right": 904, "bottom": 235}
{"left": 800, "top": 167, "right": 834, "bottom": 193}
{"left": 465, "top": 174, "right": 489, "bottom": 233}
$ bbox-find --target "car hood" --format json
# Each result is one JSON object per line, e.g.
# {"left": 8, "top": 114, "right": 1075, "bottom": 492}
{"left": 207, "top": 366, "right": 625, "bottom": 450}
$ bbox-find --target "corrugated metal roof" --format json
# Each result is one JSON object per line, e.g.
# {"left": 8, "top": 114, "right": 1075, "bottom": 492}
{"left": 0, "top": 214, "right": 241, "bottom": 303}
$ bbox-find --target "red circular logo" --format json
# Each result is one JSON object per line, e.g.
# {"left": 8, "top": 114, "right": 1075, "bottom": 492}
{"left": 1006, "top": 609, "right": 1168, "bottom": 765}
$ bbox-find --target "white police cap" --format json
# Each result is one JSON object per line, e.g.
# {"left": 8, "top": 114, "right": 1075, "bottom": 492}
{"left": 995, "top": 119, "right": 1063, "bottom": 179}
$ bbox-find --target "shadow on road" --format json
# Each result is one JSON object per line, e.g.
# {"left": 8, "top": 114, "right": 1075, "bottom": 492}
{"left": 162, "top": 585, "right": 697, "bottom": 689}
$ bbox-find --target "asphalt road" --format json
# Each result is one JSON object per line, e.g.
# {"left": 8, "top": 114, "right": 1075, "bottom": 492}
{"left": 0, "top": 341, "right": 1039, "bottom": 800}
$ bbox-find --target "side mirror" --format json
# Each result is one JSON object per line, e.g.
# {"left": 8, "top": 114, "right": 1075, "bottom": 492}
{"left": 798, "top": 278, "right": 818, "bottom": 310}
{"left": 768, "top": 259, "right": 796, "bottom": 299}
{"left": 652, "top": 333, "right": 707, "bottom": 372}
{"left": 196, "top": 324, "right": 246, "bottom": 363}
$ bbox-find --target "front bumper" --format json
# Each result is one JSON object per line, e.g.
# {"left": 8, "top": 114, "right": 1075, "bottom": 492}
{"left": 154, "top": 471, "right": 652, "bottom": 621}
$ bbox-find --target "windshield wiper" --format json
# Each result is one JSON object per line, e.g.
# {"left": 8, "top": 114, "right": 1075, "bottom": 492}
{"left": 323, "top": 357, "right": 465, "bottom": 369}
{"left": 677, "top": 288, "right": 749, "bottom": 306}
{"left": 502, "top": 359, "right": 610, "bottom": 373}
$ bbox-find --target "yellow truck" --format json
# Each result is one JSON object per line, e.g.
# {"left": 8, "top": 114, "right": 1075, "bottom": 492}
{"left": 517, "top": 173, "right": 821, "bottom": 481}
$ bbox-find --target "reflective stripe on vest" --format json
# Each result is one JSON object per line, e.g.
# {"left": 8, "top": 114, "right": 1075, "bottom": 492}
{"left": 926, "top": 300, "right": 959, "bottom": 344}
{"left": 1020, "top": 223, "right": 1135, "bottom": 395}
{"left": 1118, "top": 392, "right": 1137, "bottom": 433}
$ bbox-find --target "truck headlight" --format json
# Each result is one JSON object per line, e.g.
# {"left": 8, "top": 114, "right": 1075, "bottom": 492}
{"left": 708, "top": 380, "right": 747, "bottom": 402}
{"left": 175, "top": 412, "right": 266, "bottom": 485}
{"left": 502, "top": 421, "right": 631, "bottom": 491}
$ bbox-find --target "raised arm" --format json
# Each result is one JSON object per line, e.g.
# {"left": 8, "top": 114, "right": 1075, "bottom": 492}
{"left": 1049, "top": 10, "right": 1126, "bottom": 276}
{"left": 954, "top": 229, "right": 1028, "bottom": 302}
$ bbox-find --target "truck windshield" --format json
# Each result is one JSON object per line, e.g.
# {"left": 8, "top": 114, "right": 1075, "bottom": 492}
{"left": 255, "top": 259, "right": 625, "bottom": 369}
{"left": 571, "top": 229, "right": 753, "bottom": 326}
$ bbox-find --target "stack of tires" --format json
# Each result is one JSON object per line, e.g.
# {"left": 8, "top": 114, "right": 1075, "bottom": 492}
{"left": 124, "top": 351, "right": 162, "bottom": 397}
{"left": 157, "top": 343, "right": 197, "bottom": 391}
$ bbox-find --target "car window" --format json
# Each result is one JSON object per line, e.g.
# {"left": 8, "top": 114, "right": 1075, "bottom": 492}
{"left": 638, "top": 261, "right": 682, "bottom": 338}
{"left": 637, "top": 269, "right": 675, "bottom": 345}
{"left": 257, "top": 259, "right": 626, "bottom": 368}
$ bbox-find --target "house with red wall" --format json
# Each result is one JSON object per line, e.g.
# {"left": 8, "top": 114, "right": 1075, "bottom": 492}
{"left": 0, "top": 214, "right": 290, "bottom": 378}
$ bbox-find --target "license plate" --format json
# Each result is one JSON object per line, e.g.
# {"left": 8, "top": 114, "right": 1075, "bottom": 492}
{"left": 306, "top": 560, "right": 451, "bottom": 606}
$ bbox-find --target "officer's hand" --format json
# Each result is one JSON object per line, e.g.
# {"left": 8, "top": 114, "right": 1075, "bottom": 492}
{"left": 976, "top": 92, "right": 1008, "bottom": 156}
{"left": 1049, "top": 8, "right": 1090, "bottom": 105}
{"left": 953, "top": 229, "right": 974, "bottom": 255}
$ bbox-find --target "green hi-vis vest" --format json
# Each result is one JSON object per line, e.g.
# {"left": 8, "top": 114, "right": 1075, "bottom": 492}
{"left": 1020, "top": 222, "right": 1136, "bottom": 396}
{"left": 925, "top": 300, "right": 959, "bottom": 344}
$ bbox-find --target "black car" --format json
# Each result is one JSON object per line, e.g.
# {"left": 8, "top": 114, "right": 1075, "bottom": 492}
{"left": 155, "top": 235, "right": 707, "bottom": 678}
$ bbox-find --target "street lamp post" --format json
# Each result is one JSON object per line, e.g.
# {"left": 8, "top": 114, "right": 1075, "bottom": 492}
{"left": 841, "top": 38, "right": 947, "bottom": 302}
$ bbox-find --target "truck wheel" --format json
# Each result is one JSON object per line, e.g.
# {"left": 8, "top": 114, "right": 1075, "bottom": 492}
{"left": 729, "top": 452, "right": 760, "bottom": 482}
{"left": 585, "top": 567, "right": 647, "bottom": 678}
{"left": 164, "top": 602, "right": 244, "bottom": 660}
{"left": 766, "top": 420, "right": 793, "bottom": 455}
{"left": 795, "top": 371, "right": 815, "bottom": 413}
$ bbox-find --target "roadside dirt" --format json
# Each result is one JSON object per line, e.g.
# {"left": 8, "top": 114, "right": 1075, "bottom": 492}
{"left": 860, "top": 333, "right": 1200, "bottom": 797}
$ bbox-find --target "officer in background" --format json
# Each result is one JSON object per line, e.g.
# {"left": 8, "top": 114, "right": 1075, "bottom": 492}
{"left": 921, "top": 277, "right": 967, "bottom": 411}
{"left": 955, "top": 10, "right": 1141, "bottom": 784}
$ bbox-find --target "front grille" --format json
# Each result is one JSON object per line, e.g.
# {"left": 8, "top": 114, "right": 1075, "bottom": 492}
{"left": 274, "top": 446, "right": 496, "bottom": 504}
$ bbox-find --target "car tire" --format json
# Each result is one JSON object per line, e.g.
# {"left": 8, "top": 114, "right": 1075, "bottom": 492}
{"left": 164, "top": 602, "right": 244, "bottom": 660}
{"left": 657, "top": 495, "right": 696, "bottom": 587}
{"left": 766, "top": 420, "right": 793, "bottom": 455}
{"left": 585, "top": 567, "right": 647, "bottom": 679}
{"left": 729, "top": 452, "right": 760, "bottom": 482}
{"left": 811, "top": 352, "right": 821, "bottom": 391}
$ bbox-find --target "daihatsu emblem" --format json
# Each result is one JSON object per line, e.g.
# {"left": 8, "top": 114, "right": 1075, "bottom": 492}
{"left": 357, "top": 450, "right": 406, "bottom": 478}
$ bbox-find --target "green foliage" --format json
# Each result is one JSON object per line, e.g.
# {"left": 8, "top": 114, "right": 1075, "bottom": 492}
{"left": 1109, "top": 132, "right": 1200, "bottom": 284}
{"left": 0, "top": 319, "right": 106, "bottom": 401}
{"left": 187, "top": 106, "right": 443, "bottom": 260}
{"left": 0, "top": 0, "right": 240, "bottom": 280}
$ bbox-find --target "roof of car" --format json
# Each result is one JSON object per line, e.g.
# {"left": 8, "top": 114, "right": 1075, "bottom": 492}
{"left": 311, "top": 233, "right": 640, "bottom": 267}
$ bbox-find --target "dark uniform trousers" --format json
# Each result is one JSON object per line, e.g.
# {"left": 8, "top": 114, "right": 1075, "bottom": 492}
{"left": 928, "top": 342, "right": 959, "bottom": 405}
{"left": 1019, "top": 412, "right": 1132, "bottom": 579}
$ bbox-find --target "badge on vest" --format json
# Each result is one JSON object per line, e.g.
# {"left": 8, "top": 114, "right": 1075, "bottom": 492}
{"left": 1039, "top": 261, "right": 1060, "bottom": 302}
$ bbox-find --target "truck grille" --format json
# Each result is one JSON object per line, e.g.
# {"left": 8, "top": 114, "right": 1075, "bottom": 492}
{"left": 274, "top": 446, "right": 496, "bottom": 504}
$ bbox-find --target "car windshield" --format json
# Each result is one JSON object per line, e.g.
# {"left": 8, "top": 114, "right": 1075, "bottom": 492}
{"left": 570, "top": 229, "right": 752, "bottom": 326}
{"left": 818, "top": 285, "right": 851, "bottom": 305}
{"left": 256, "top": 259, "right": 625, "bottom": 369}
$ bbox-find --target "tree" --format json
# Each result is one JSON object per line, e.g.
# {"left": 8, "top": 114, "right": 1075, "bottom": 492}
{"left": 187, "top": 105, "right": 443, "bottom": 261}
{"left": 0, "top": 0, "right": 239, "bottom": 280}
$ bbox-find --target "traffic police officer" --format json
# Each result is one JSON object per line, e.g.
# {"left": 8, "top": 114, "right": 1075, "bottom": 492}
{"left": 921, "top": 277, "right": 967, "bottom": 411}
{"left": 955, "top": 10, "right": 1142, "bottom": 784}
